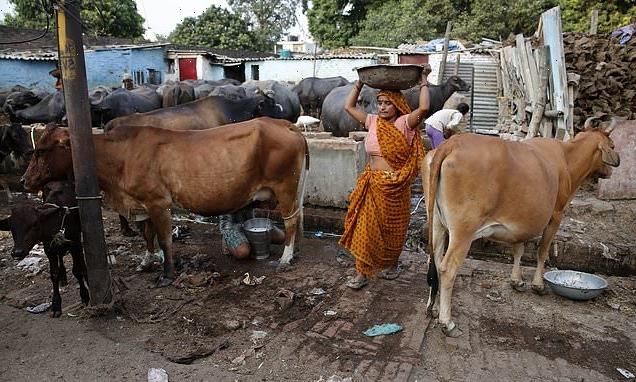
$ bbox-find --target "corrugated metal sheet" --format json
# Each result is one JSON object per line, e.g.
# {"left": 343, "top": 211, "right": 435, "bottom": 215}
{"left": 442, "top": 57, "right": 499, "bottom": 132}
{"left": 0, "top": 50, "right": 57, "bottom": 61}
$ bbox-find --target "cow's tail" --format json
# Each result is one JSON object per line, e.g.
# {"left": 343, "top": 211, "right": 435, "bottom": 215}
{"left": 296, "top": 136, "right": 310, "bottom": 234}
{"left": 426, "top": 144, "right": 451, "bottom": 296}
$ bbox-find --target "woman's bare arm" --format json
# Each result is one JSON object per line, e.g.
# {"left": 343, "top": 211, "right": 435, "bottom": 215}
{"left": 344, "top": 80, "right": 368, "bottom": 126}
{"left": 406, "top": 67, "right": 431, "bottom": 129}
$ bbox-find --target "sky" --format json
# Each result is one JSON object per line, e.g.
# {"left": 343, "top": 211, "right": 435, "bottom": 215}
{"left": 0, "top": 0, "right": 310, "bottom": 41}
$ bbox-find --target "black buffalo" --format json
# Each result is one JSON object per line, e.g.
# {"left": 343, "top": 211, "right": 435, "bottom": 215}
{"left": 91, "top": 86, "right": 162, "bottom": 126}
{"left": 293, "top": 76, "right": 349, "bottom": 118}
{"left": 14, "top": 90, "right": 65, "bottom": 124}
{"left": 242, "top": 80, "right": 301, "bottom": 123}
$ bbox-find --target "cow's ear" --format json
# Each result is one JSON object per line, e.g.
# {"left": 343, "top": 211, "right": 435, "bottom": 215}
{"left": 598, "top": 142, "right": 620, "bottom": 167}
{"left": 0, "top": 217, "right": 11, "bottom": 231}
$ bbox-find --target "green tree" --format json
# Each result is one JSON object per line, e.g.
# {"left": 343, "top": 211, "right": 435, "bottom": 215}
{"left": 560, "top": 0, "right": 635, "bottom": 33}
{"left": 228, "top": 0, "right": 300, "bottom": 51}
{"left": 351, "top": 0, "right": 458, "bottom": 47}
{"left": 307, "top": 0, "right": 380, "bottom": 49}
{"left": 168, "top": 5, "right": 258, "bottom": 50}
{"left": 2, "top": 0, "right": 145, "bottom": 38}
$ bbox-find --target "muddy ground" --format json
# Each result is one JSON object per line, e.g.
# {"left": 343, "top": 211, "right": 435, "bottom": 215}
{"left": 0, "top": 185, "right": 635, "bottom": 381}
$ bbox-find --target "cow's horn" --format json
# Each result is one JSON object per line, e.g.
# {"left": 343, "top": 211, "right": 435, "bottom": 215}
{"left": 583, "top": 116, "right": 598, "bottom": 130}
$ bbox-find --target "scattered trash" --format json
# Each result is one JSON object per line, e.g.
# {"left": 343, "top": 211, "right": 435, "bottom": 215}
{"left": 363, "top": 323, "right": 403, "bottom": 337}
{"left": 335, "top": 251, "right": 354, "bottom": 267}
{"left": 617, "top": 368, "right": 635, "bottom": 379}
{"left": 224, "top": 320, "right": 241, "bottom": 330}
{"left": 28, "top": 244, "right": 45, "bottom": 257}
{"left": 172, "top": 225, "right": 190, "bottom": 241}
{"left": 147, "top": 368, "right": 168, "bottom": 382}
{"left": 486, "top": 291, "right": 503, "bottom": 303}
{"left": 242, "top": 273, "right": 265, "bottom": 286}
{"left": 16, "top": 256, "right": 42, "bottom": 274}
{"left": 317, "top": 375, "right": 353, "bottom": 382}
{"left": 26, "top": 302, "right": 51, "bottom": 314}
{"left": 231, "top": 354, "right": 246, "bottom": 365}
{"left": 607, "top": 302, "right": 621, "bottom": 310}
{"left": 323, "top": 310, "right": 337, "bottom": 317}
{"left": 211, "top": 272, "right": 221, "bottom": 279}
{"left": 250, "top": 330, "right": 268, "bottom": 344}
{"left": 310, "top": 288, "right": 326, "bottom": 295}
{"left": 275, "top": 288, "right": 295, "bottom": 310}
{"left": 166, "top": 339, "right": 229, "bottom": 365}
{"left": 107, "top": 254, "right": 117, "bottom": 265}
{"left": 314, "top": 231, "right": 323, "bottom": 238}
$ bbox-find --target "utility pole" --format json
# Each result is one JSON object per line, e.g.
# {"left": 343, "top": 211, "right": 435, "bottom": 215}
{"left": 55, "top": 0, "right": 112, "bottom": 306}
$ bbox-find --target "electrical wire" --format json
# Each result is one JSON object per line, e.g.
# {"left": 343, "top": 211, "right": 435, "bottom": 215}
{"left": 0, "top": 0, "right": 52, "bottom": 45}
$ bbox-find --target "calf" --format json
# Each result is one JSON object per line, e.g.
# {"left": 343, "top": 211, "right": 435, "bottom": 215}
{"left": 424, "top": 120, "right": 620, "bottom": 337}
{"left": 0, "top": 181, "right": 89, "bottom": 317}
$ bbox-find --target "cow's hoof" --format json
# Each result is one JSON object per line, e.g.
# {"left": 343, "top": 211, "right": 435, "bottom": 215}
{"left": 121, "top": 228, "right": 138, "bottom": 237}
{"left": 441, "top": 322, "right": 463, "bottom": 338}
{"left": 156, "top": 276, "right": 174, "bottom": 288}
{"left": 50, "top": 310, "right": 62, "bottom": 318}
{"left": 510, "top": 280, "right": 527, "bottom": 292}
{"left": 531, "top": 284, "right": 548, "bottom": 295}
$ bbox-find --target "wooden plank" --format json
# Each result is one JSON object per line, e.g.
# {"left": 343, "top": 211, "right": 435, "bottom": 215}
{"left": 525, "top": 46, "right": 549, "bottom": 139}
{"left": 590, "top": 9, "right": 599, "bottom": 34}
{"left": 515, "top": 34, "right": 536, "bottom": 107}
{"left": 437, "top": 22, "right": 453, "bottom": 85}
{"left": 542, "top": 6, "right": 570, "bottom": 140}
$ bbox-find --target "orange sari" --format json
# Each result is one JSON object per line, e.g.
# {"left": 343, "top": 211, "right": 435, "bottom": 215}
{"left": 339, "top": 91, "right": 425, "bottom": 278}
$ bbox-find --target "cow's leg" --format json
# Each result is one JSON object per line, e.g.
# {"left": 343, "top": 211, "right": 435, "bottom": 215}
{"left": 57, "top": 250, "right": 68, "bottom": 287}
{"left": 509, "top": 243, "right": 526, "bottom": 292}
{"left": 279, "top": 212, "right": 300, "bottom": 266}
{"left": 532, "top": 216, "right": 562, "bottom": 295}
{"left": 276, "top": 156, "right": 307, "bottom": 267}
{"left": 44, "top": 244, "right": 63, "bottom": 318}
{"left": 438, "top": 236, "right": 472, "bottom": 337}
{"left": 70, "top": 243, "right": 90, "bottom": 306}
{"left": 136, "top": 219, "right": 164, "bottom": 272}
{"left": 147, "top": 208, "right": 175, "bottom": 287}
{"left": 426, "top": 217, "right": 447, "bottom": 318}
{"left": 119, "top": 215, "right": 137, "bottom": 237}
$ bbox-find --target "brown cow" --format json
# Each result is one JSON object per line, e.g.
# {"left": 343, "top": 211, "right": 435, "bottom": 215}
{"left": 424, "top": 122, "right": 620, "bottom": 337}
{"left": 22, "top": 118, "right": 309, "bottom": 287}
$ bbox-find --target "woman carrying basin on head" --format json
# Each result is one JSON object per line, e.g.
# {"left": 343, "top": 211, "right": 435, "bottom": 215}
{"left": 339, "top": 64, "right": 431, "bottom": 289}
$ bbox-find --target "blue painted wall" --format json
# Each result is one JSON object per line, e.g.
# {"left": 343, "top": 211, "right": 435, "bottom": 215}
{"left": 86, "top": 46, "right": 166, "bottom": 88}
{"left": 0, "top": 59, "right": 57, "bottom": 91}
{"left": 0, "top": 46, "right": 167, "bottom": 91}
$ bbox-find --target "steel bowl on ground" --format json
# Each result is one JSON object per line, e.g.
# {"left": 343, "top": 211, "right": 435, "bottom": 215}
{"left": 543, "top": 270, "right": 608, "bottom": 301}
{"left": 356, "top": 64, "right": 424, "bottom": 90}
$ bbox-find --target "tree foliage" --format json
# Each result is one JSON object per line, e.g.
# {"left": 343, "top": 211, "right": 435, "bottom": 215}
{"left": 307, "top": 0, "right": 380, "bottom": 49}
{"left": 228, "top": 0, "right": 300, "bottom": 51}
{"left": 308, "top": 0, "right": 635, "bottom": 49}
{"left": 560, "top": 0, "right": 636, "bottom": 33}
{"left": 168, "top": 5, "right": 258, "bottom": 50}
{"left": 2, "top": 0, "right": 145, "bottom": 38}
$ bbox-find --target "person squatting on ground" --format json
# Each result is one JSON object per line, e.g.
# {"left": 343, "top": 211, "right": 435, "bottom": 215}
{"left": 219, "top": 209, "right": 286, "bottom": 259}
{"left": 339, "top": 66, "right": 431, "bottom": 289}
{"left": 424, "top": 103, "right": 470, "bottom": 149}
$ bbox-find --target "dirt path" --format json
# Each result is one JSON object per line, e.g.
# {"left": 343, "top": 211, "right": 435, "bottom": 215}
{"left": 1, "top": 191, "right": 635, "bottom": 381}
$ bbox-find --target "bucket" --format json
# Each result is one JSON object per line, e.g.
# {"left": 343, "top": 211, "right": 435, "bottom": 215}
{"left": 243, "top": 218, "right": 273, "bottom": 260}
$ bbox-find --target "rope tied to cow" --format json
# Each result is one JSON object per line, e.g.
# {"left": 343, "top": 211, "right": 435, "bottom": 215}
{"left": 43, "top": 202, "right": 79, "bottom": 246}
{"left": 30, "top": 126, "right": 36, "bottom": 150}
{"left": 282, "top": 207, "right": 301, "bottom": 221}
{"left": 75, "top": 195, "right": 103, "bottom": 200}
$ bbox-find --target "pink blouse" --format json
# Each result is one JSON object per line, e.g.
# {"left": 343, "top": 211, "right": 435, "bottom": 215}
{"left": 364, "top": 114, "right": 414, "bottom": 156}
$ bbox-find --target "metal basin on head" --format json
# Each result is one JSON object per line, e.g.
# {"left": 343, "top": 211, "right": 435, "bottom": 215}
{"left": 356, "top": 64, "right": 424, "bottom": 90}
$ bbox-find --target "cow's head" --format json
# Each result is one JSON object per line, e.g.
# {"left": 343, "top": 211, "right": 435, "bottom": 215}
{"left": 0, "top": 123, "right": 32, "bottom": 159}
{"left": 580, "top": 117, "right": 620, "bottom": 179}
{"left": 255, "top": 95, "right": 284, "bottom": 119}
{"left": 447, "top": 76, "right": 471, "bottom": 92}
{"left": 0, "top": 202, "right": 60, "bottom": 259}
{"left": 22, "top": 124, "right": 73, "bottom": 192}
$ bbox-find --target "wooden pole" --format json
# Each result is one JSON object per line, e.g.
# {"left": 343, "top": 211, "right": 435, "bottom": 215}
{"left": 437, "top": 21, "right": 453, "bottom": 85}
{"left": 55, "top": 0, "right": 112, "bottom": 306}
{"left": 525, "top": 46, "right": 549, "bottom": 139}
{"left": 590, "top": 9, "right": 599, "bottom": 34}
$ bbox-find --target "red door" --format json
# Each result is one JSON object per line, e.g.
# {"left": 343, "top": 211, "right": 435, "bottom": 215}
{"left": 179, "top": 58, "right": 197, "bottom": 80}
